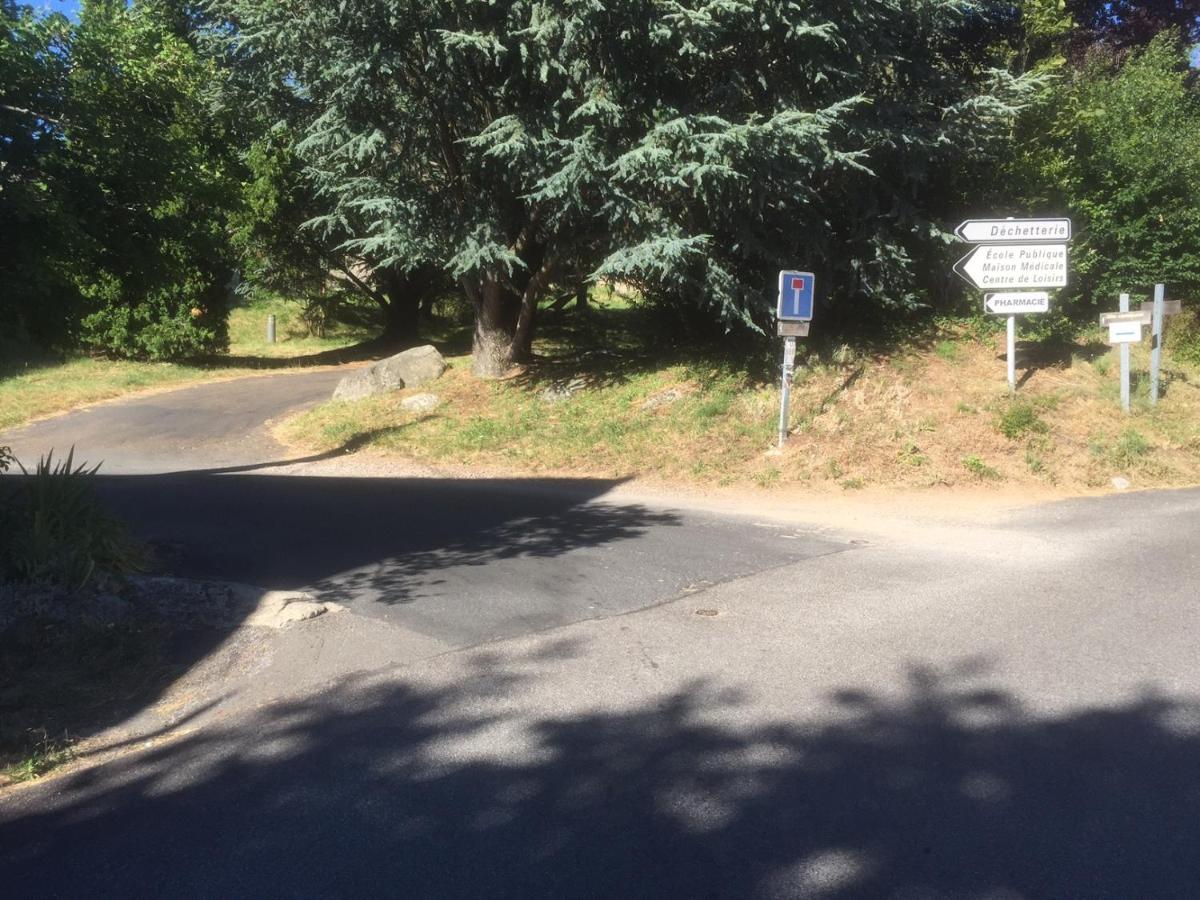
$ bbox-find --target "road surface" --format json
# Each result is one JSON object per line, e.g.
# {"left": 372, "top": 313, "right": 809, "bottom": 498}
{"left": 2, "top": 371, "right": 1199, "bottom": 898}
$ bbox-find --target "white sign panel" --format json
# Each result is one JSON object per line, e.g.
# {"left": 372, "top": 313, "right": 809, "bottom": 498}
{"left": 1108, "top": 321, "right": 1143, "bottom": 344}
{"left": 956, "top": 218, "right": 1072, "bottom": 243}
{"left": 953, "top": 244, "right": 1068, "bottom": 290}
{"left": 984, "top": 292, "right": 1049, "bottom": 315}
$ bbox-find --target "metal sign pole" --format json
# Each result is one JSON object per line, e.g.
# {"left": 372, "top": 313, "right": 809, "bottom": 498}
{"left": 778, "top": 336, "right": 796, "bottom": 448}
{"left": 1007, "top": 315, "right": 1016, "bottom": 392}
{"left": 1119, "top": 293, "right": 1131, "bottom": 413}
{"left": 1150, "top": 284, "right": 1165, "bottom": 406}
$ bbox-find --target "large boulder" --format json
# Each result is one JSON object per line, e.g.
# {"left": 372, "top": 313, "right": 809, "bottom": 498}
{"left": 333, "top": 345, "right": 447, "bottom": 401}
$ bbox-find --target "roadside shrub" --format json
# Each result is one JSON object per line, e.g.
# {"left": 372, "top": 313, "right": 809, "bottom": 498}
{"left": 1168, "top": 307, "right": 1200, "bottom": 367}
{"left": 997, "top": 401, "right": 1050, "bottom": 441}
{"left": 1, "top": 449, "right": 144, "bottom": 591}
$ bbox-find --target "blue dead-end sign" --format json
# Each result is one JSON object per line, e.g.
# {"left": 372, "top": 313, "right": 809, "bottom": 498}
{"left": 777, "top": 270, "right": 815, "bottom": 322}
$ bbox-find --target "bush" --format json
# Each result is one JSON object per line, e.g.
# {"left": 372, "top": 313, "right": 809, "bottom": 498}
{"left": 1168, "top": 307, "right": 1200, "bottom": 367}
{"left": 1, "top": 449, "right": 144, "bottom": 591}
{"left": 997, "top": 401, "right": 1050, "bottom": 441}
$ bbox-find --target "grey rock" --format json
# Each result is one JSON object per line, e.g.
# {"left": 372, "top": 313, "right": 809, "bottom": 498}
{"left": 401, "top": 393, "right": 440, "bottom": 413}
{"left": 539, "top": 377, "right": 587, "bottom": 404}
{"left": 1111, "top": 476, "right": 1132, "bottom": 491}
{"left": 641, "top": 388, "right": 685, "bottom": 411}
{"left": 333, "top": 345, "right": 447, "bottom": 401}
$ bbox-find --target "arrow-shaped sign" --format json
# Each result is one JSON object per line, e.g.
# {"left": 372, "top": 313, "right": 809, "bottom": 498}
{"left": 984, "top": 292, "right": 1049, "bottom": 315}
{"left": 956, "top": 218, "right": 1072, "bottom": 243}
{"left": 953, "top": 244, "right": 1068, "bottom": 290}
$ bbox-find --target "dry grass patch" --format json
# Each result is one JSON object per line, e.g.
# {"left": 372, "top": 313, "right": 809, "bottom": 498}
{"left": 279, "top": 326, "right": 1200, "bottom": 492}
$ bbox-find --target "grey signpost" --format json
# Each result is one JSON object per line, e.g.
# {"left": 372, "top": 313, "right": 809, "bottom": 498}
{"left": 1120, "top": 293, "right": 1131, "bottom": 413}
{"left": 1150, "top": 283, "right": 1165, "bottom": 407}
{"left": 1100, "top": 307, "right": 1150, "bottom": 412}
{"left": 953, "top": 219, "right": 1070, "bottom": 393}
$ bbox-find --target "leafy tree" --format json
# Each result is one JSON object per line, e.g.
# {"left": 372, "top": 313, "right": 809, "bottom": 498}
{"left": 0, "top": 1, "right": 79, "bottom": 347}
{"left": 208, "top": 0, "right": 1032, "bottom": 376}
{"left": 61, "top": 0, "right": 242, "bottom": 359}
{"left": 1064, "top": 0, "right": 1200, "bottom": 53}
{"left": 1010, "top": 32, "right": 1200, "bottom": 311}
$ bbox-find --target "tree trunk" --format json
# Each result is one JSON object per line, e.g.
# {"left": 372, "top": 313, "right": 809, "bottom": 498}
{"left": 471, "top": 278, "right": 520, "bottom": 378}
{"left": 376, "top": 266, "right": 430, "bottom": 346}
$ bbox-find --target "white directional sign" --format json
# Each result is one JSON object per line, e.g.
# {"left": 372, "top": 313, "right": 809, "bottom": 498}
{"left": 953, "top": 244, "right": 1068, "bottom": 290}
{"left": 1108, "top": 321, "right": 1143, "bottom": 344}
{"left": 956, "top": 218, "right": 1072, "bottom": 243}
{"left": 985, "top": 292, "right": 1049, "bottom": 315}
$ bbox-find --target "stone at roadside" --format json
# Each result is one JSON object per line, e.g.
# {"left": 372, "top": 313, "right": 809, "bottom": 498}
{"left": 245, "top": 591, "right": 343, "bottom": 629}
{"left": 1111, "top": 476, "right": 1132, "bottom": 491}
{"left": 401, "top": 393, "right": 440, "bottom": 413}
{"left": 333, "top": 345, "right": 447, "bottom": 401}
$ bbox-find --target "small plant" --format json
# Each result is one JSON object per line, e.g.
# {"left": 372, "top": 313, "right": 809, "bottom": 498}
{"left": 1092, "top": 356, "right": 1111, "bottom": 377}
{"left": 955, "top": 402, "right": 977, "bottom": 415}
{"left": 962, "top": 455, "right": 1002, "bottom": 480}
{"left": 934, "top": 340, "right": 960, "bottom": 363}
{"left": 1, "top": 730, "right": 76, "bottom": 784}
{"left": 997, "top": 400, "right": 1049, "bottom": 441}
{"left": 840, "top": 477, "right": 866, "bottom": 490}
{"left": 825, "top": 459, "right": 845, "bottom": 480}
{"left": 0, "top": 445, "right": 13, "bottom": 473}
{"left": 901, "top": 441, "right": 928, "bottom": 467}
{"left": 3, "top": 448, "right": 144, "bottom": 590}
{"left": 754, "top": 466, "right": 781, "bottom": 488}
{"left": 1111, "top": 428, "right": 1152, "bottom": 468}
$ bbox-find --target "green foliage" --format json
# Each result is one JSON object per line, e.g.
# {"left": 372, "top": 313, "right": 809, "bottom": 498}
{"left": 0, "top": 446, "right": 13, "bottom": 473}
{"left": 1009, "top": 34, "right": 1200, "bottom": 316}
{"left": 2, "top": 0, "right": 241, "bottom": 360}
{"left": 997, "top": 400, "right": 1050, "bottom": 440}
{"left": 1, "top": 448, "right": 144, "bottom": 590}
{"left": 1168, "top": 307, "right": 1200, "bottom": 367}
{"left": 0, "top": 2, "right": 80, "bottom": 346}
{"left": 208, "top": 0, "right": 1035, "bottom": 374}
{"left": 1110, "top": 428, "right": 1152, "bottom": 467}
{"left": 962, "top": 454, "right": 1003, "bottom": 480}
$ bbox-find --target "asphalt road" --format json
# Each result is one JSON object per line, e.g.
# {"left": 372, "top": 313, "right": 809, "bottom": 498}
{"left": 2, "top": 371, "right": 1200, "bottom": 898}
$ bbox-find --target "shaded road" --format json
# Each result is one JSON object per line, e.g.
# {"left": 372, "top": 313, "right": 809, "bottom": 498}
{"left": 2, "top": 367, "right": 348, "bottom": 474}
{"left": 3, "top": 372, "right": 1200, "bottom": 897}
{"left": 1, "top": 488, "right": 1198, "bottom": 898}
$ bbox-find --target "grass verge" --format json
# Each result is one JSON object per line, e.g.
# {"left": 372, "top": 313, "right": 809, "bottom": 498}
{"left": 0, "top": 296, "right": 383, "bottom": 432}
{"left": 279, "top": 312, "right": 1200, "bottom": 492}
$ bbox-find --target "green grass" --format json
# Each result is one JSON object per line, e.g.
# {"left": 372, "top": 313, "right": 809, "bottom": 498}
{"left": 0, "top": 295, "right": 385, "bottom": 432}
{"left": 0, "top": 357, "right": 248, "bottom": 432}
{"left": 961, "top": 454, "right": 1002, "bottom": 481}
{"left": 226, "top": 293, "right": 380, "bottom": 359}
{"left": 284, "top": 349, "right": 781, "bottom": 483}
{"left": 934, "top": 340, "right": 960, "bottom": 363}
{"left": 996, "top": 400, "right": 1050, "bottom": 441}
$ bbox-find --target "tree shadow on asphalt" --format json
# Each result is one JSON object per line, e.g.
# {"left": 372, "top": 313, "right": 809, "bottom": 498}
{"left": 2, "top": 472, "right": 681, "bottom": 771}
{"left": 2, "top": 653, "right": 1197, "bottom": 898}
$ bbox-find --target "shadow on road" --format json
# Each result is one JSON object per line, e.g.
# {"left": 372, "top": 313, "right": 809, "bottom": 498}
{"left": 90, "top": 474, "right": 667, "bottom": 599}
{"left": 2, "top": 654, "right": 1196, "bottom": 898}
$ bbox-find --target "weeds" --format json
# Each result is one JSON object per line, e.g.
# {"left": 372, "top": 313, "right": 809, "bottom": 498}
{"left": 934, "top": 340, "right": 960, "bottom": 363}
{"left": 1111, "top": 428, "right": 1152, "bottom": 468}
{"left": 962, "top": 455, "right": 1002, "bottom": 481}
{"left": 997, "top": 401, "right": 1050, "bottom": 441}
{"left": 2, "top": 448, "right": 144, "bottom": 590}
